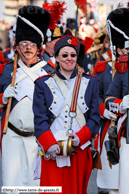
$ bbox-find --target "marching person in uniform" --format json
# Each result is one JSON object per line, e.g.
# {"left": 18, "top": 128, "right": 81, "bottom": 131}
{"left": 104, "top": 7, "right": 129, "bottom": 194}
{"left": 91, "top": 27, "right": 119, "bottom": 194}
{"left": 42, "top": 24, "right": 63, "bottom": 65}
{"left": 33, "top": 29, "right": 100, "bottom": 194}
{"left": 0, "top": 5, "right": 55, "bottom": 189}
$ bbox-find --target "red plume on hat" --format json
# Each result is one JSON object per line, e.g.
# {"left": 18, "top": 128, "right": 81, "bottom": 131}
{"left": 42, "top": 1, "right": 67, "bottom": 30}
{"left": 83, "top": 37, "right": 94, "bottom": 54}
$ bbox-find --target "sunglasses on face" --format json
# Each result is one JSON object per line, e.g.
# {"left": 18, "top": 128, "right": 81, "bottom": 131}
{"left": 58, "top": 53, "right": 78, "bottom": 58}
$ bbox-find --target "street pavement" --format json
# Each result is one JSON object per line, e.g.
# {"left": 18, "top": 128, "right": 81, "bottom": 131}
{"left": 0, "top": 116, "right": 98, "bottom": 194}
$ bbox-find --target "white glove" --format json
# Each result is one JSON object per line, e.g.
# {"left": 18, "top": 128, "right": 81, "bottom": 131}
{"left": 2, "top": 84, "right": 17, "bottom": 104}
{"left": 68, "top": 133, "right": 80, "bottom": 147}
{"left": 103, "top": 109, "right": 117, "bottom": 120}
{"left": 46, "top": 144, "right": 60, "bottom": 155}
{"left": 120, "top": 95, "right": 129, "bottom": 114}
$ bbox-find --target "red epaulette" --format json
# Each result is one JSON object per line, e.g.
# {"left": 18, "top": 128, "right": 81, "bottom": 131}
{"left": 115, "top": 61, "right": 128, "bottom": 73}
{"left": 0, "top": 60, "right": 14, "bottom": 75}
{"left": 83, "top": 72, "right": 99, "bottom": 81}
{"left": 0, "top": 63, "right": 6, "bottom": 74}
{"left": 34, "top": 74, "right": 51, "bottom": 83}
{"left": 94, "top": 61, "right": 107, "bottom": 73}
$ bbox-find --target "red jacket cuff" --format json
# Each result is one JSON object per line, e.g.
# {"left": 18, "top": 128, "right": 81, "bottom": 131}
{"left": 76, "top": 126, "right": 91, "bottom": 146}
{"left": 38, "top": 130, "right": 57, "bottom": 152}
{"left": 113, "top": 99, "right": 123, "bottom": 116}
{"left": 99, "top": 103, "right": 105, "bottom": 117}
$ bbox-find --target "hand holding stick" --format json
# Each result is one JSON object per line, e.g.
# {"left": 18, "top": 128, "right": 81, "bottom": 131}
{"left": 3, "top": 53, "right": 18, "bottom": 134}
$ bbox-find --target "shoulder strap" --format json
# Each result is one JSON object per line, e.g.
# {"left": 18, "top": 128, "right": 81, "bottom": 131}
{"left": 15, "top": 59, "right": 47, "bottom": 84}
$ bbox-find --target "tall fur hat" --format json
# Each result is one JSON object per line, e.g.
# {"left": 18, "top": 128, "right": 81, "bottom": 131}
{"left": 15, "top": 5, "right": 50, "bottom": 48}
{"left": 107, "top": 8, "right": 129, "bottom": 51}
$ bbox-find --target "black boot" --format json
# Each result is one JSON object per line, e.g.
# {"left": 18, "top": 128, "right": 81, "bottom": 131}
{"left": 98, "top": 187, "right": 109, "bottom": 194}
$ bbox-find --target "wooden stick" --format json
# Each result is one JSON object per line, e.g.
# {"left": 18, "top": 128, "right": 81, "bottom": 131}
{"left": 3, "top": 53, "right": 18, "bottom": 134}
{"left": 95, "top": 34, "right": 108, "bottom": 65}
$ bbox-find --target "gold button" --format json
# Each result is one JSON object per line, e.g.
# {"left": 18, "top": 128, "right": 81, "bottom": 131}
{"left": 85, "top": 82, "right": 87, "bottom": 84}
{"left": 82, "top": 78, "right": 84, "bottom": 80}
{"left": 66, "top": 105, "right": 68, "bottom": 108}
{"left": 82, "top": 102, "right": 85, "bottom": 105}
{"left": 53, "top": 115, "right": 56, "bottom": 118}
{"left": 82, "top": 86, "right": 85, "bottom": 89}
{"left": 81, "top": 91, "right": 83, "bottom": 94}
{"left": 51, "top": 78, "right": 53, "bottom": 81}
{"left": 85, "top": 107, "right": 87, "bottom": 110}
{"left": 53, "top": 91, "right": 56, "bottom": 94}
{"left": 65, "top": 110, "right": 68, "bottom": 113}
{"left": 64, "top": 126, "right": 67, "bottom": 129}
{"left": 49, "top": 83, "right": 51, "bottom": 86}
{"left": 50, "top": 107, "right": 52, "bottom": 110}
{"left": 16, "top": 83, "right": 18, "bottom": 85}
{"left": 51, "top": 119, "right": 53, "bottom": 122}
{"left": 41, "top": 69, "right": 43, "bottom": 71}
{"left": 51, "top": 87, "right": 54, "bottom": 90}
{"left": 65, "top": 121, "right": 67, "bottom": 123}
{"left": 65, "top": 116, "right": 67, "bottom": 118}
{"left": 54, "top": 101, "right": 56, "bottom": 104}
{"left": 54, "top": 96, "right": 57, "bottom": 99}
{"left": 15, "top": 87, "right": 17, "bottom": 89}
{"left": 80, "top": 96, "right": 83, "bottom": 99}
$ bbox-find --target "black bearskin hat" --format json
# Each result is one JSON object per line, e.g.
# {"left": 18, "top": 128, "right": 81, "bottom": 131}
{"left": 44, "top": 25, "right": 62, "bottom": 43}
{"left": 107, "top": 8, "right": 129, "bottom": 50}
{"left": 15, "top": 5, "right": 50, "bottom": 48}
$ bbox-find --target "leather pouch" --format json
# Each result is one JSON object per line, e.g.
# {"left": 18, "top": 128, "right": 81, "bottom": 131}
{"left": 105, "top": 140, "right": 119, "bottom": 165}
{"left": 90, "top": 147, "right": 102, "bottom": 170}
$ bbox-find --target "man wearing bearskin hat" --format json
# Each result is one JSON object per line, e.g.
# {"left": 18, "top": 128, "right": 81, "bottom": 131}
{"left": 42, "top": 24, "right": 63, "bottom": 65}
{"left": 104, "top": 6, "right": 129, "bottom": 194}
{"left": 0, "top": 5, "right": 55, "bottom": 188}
{"left": 91, "top": 26, "right": 119, "bottom": 194}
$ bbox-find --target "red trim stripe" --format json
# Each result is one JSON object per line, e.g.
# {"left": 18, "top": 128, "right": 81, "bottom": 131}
{"left": 47, "top": 60, "right": 55, "bottom": 69}
{"left": 70, "top": 73, "right": 82, "bottom": 113}
{"left": 100, "top": 120, "right": 111, "bottom": 154}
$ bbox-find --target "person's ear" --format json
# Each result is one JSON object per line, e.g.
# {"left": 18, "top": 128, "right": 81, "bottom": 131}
{"left": 55, "top": 56, "right": 59, "bottom": 62}
{"left": 16, "top": 45, "right": 19, "bottom": 52}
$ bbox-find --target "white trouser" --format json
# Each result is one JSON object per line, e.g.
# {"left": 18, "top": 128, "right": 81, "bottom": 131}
{"left": 119, "top": 137, "right": 129, "bottom": 194}
{"left": 2, "top": 128, "right": 39, "bottom": 194}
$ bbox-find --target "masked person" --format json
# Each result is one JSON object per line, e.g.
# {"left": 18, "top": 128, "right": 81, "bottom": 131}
{"left": 0, "top": 5, "right": 55, "bottom": 189}
{"left": 104, "top": 7, "right": 129, "bottom": 194}
{"left": 33, "top": 29, "right": 100, "bottom": 194}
